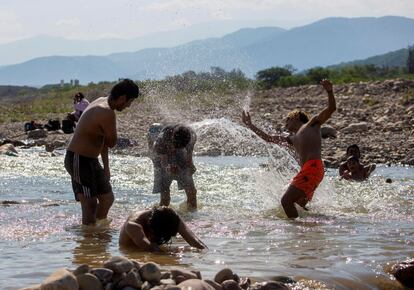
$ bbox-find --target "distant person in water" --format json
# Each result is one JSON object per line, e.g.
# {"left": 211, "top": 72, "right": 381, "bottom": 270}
{"left": 339, "top": 144, "right": 376, "bottom": 181}
{"left": 242, "top": 79, "right": 336, "bottom": 218}
{"left": 119, "top": 206, "right": 206, "bottom": 251}
{"left": 147, "top": 123, "right": 198, "bottom": 210}
{"left": 67, "top": 92, "right": 90, "bottom": 122}
{"left": 64, "top": 79, "right": 140, "bottom": 225}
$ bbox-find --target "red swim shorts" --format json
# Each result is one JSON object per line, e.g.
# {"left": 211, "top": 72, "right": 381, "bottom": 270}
{"left": 291, "top": 159, "right": 324, "bottom": 201}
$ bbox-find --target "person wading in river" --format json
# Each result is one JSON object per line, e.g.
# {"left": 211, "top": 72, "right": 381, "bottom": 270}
{"left": 64, "top": 79, "right": 140, "bottom": 225}
{"left": 242, "top": 79, "right": 336, "bottom": 218}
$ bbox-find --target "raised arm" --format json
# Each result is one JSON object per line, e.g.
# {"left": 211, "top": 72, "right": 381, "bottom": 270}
{"left": 178, "top": 219, "right": 207, "bottom": 249}
{"left": 242, "top": 111, "right": 288, "bottom": 145}
{"left": 310, "top": 79, "right": 336, "bottom": 126}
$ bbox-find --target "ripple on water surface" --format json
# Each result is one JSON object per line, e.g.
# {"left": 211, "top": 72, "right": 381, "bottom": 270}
{"left": 0, "top": 144, "right": 413, "bottom": 289}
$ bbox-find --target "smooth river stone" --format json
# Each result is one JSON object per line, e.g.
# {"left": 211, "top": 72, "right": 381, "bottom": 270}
{"left": 40, "top": 268, "right": 78, "bottom": 290}
{"left": 90, "top": 268, "right": 114, "bottom": 284}
{"left": 171, "top": 268, "right": 199, "bottom": 282}
{"left": 214, "top": 268, "right": 234, "bottom": 284}
{"left": 77, "top": 273, "right": 103, "bottom": 290}
{"left": 178, "top": 279, "right": 215, "bottom": 290}
{"left": 139, "top": 262, "right": 161, "bottom": 283}
{"left": 104, "top": 256, "right": 134, "bottom": 274}
{"left": 118, "top": 268, "right": 143, "bottom": 289}
{"left": 221, "top": 280, "right": 241, "bottom": 290}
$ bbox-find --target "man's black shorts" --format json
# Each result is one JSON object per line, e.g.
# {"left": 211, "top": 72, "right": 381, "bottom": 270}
{"left": 64, "top": 150, "right": 112, "bottom": 201}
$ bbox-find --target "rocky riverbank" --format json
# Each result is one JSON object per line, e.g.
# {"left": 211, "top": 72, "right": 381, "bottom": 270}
{"left": 20, "top": 256, "right": 293, "bottom": 290}
{"left": 20, "top": 256, "right": 414, "bottom": 290}
{"left": 1, "top": 78, "right": 414, "bottom": 166}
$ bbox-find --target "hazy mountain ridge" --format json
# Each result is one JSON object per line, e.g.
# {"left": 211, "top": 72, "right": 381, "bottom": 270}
{"left": 331, "top": 48, "right": 409, "bottom": 68}
{"left": 1, "top": 16, "right": 414, "bottom": 86}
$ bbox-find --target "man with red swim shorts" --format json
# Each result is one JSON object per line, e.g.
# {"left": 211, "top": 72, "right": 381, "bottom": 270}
{"left": 242, "top": 79, "right": 336, "bottom": 218}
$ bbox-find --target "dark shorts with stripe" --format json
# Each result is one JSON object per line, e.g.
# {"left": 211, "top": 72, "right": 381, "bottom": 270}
{"left": 64, "top": 150, "right": 112, "bottom": 201}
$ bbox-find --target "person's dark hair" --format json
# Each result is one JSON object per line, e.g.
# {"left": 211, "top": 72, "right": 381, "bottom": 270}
{"left": 172, "top": 125, "right": 191, "bottom": 149}
{"left": 346, "top": 144, "right": 360, "bottom": 155}
{"left": 148, "top": 206, "right": 180, "bottom": 245}
{"left": 75, "top": 92, "right": 85, "bottom": 100}
{"left": 110, "top": 79, "right": 139, "bottom": 100}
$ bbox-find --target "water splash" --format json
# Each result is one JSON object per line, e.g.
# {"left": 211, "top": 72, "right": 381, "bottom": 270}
{"left": 242, "top": 93, "right": 251, "bottom": 114}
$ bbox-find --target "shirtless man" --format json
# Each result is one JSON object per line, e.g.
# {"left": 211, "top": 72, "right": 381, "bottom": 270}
{"left": 242, "top": 79, "right": 336, "bottom": 218}
{"left": 64, "top": 79, "right": 140, "bottom": 225}
{"left": 119, "top": 206, "right": 206, "bottom": 252}
{"left": 339, "top": 144, "right": 376, "bottom": 180}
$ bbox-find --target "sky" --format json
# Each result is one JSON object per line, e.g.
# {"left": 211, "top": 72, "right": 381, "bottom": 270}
{"left": 1, "top": 0, "right": 414, "bottom": 43}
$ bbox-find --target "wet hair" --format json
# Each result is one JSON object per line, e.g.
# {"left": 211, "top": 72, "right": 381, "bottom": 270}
{"left": 75, "top": 92, "right": 85, "bottom": 100}
{"left": 346, "top": 144, "right": 360, "bottom": 155}
{"left": 286, "top": 110, "right": 310, "bottom": 124}
{"left": 148, "top": 206, "right": 180, "bottom": 245}
{"left": 109, "top": 79, "right": 140, "bottom": 100}
{"left": 172, "top": 126, "right": 191, "bottom": 149}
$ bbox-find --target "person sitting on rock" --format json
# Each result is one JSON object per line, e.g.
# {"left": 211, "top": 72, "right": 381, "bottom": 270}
{"left": 339, "top": 144, "right": 376, "bottom": 180}
{"left": 148, "top": 123, "right": 198, "bottom": 210}
{"left": 119, "top": 206, "right": 206, "bottom": 251}
{"left": 67, "top": 92, "right": 90, "bottom": 122}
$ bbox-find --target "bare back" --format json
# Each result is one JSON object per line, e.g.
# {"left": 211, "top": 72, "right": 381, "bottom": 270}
{"left": 289, "top": 120, "right": 322, "bottom": 166}
{"left": 67, "top": 97, "right": 116, "bottom": 158}
{"left": 119, "top": 210, "right": 150, "bottom": 247}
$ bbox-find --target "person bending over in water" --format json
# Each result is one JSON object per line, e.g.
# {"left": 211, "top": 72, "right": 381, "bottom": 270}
{"left": 242, "top": 79, "right": 336, "bottom": 218}
{"left": 119, "top": 206, "right": 206, "bottom": 252}
{"left": 64, "top": 79, "right": 140, "bottom": 225}
{"left": 148, "top": 124, "right": 198, "bottom": 210}
{"left": 339, "top": 144, "right": 376, "bottom": 180}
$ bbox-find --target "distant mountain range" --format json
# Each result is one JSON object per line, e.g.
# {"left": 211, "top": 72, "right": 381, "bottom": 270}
{"left": 1, "top": 16, "right": 414, "bottom": 86}
{"left": 331, "top": 48, "right": 409, "bottom": 68}
{"left": 0, "top": 19, "right": 285, "bottom": 66}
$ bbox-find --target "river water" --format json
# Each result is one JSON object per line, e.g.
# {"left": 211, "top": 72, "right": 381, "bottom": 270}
{"left": 0, "top": 123, "right": 413, "bottom": 290}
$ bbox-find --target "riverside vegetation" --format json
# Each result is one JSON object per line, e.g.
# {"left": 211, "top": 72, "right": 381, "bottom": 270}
{"left": 0, "top": 65, "right": 414, "bottom": 166}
